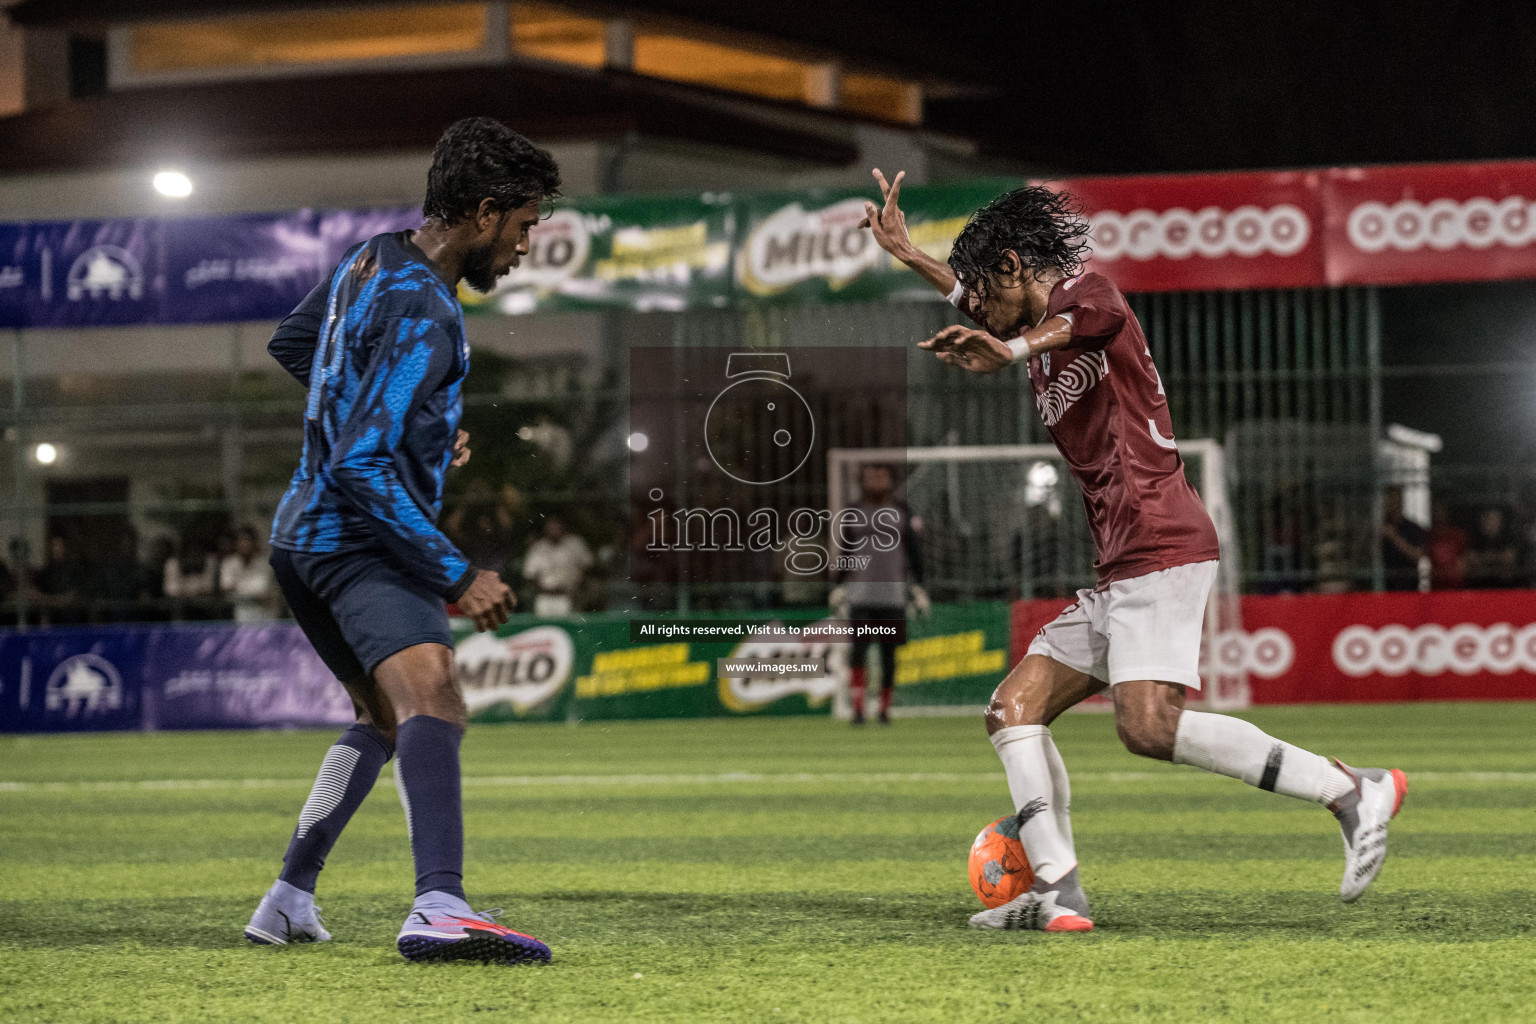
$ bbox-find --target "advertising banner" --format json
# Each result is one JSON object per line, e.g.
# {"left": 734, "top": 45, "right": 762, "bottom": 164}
{"left": 162, "top": 207, "right": 419, "bottom": 325}
{"left": 0, "top": 218, "right": 161, "bottom": 328}
{"left": 889, "top": 601, "right": 1011, "bottom": 707}
{"left": 1011, "top": 590, "right": 1536, "bottom": 705}
{"left": 19, "top": 161, "right": 1536, "bottom": 327}
{"left": 733, "top": 180, "right": 1009, "bottom": 305}
{"left": 144, "top": 623, "right": 353, "bottom": 729}
{"left": 453, "top": 602, "right": 1010, "bottom": 722}
{"left": 1321, "top": 162, "right": 1536, "bottom": 286}
{"left": 0, "top": 626, "right": 148, "bottom": 733}
{"left": 1056, "top": 169, "right": 1327, "bottom": 292}
{"left": 0, "top": 623, "right": 352, "bottom": 733}
{"left": 461, "top": 193, "right": 734, "bottom": 314}
{"left": 0, "top": 207, "right": 418, "bottom": 329}
{"left": 451, "top": 610, "right": 843, "bottom": 723}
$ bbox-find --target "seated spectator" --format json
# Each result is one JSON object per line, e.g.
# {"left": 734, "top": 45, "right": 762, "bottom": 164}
{"left": 522, "top": 516, "right": 592, "bottom": 617}
{"left": 219, "top": 525, "right": 278, "bottom": 622}
{"left": 1379, "top": 486, "right": 1426, "bottom": 592}
{"left": 1466, "top": 506, "right": 1521, "bottom": 589}
{"left": 1425, "top": 500, "right": 1468, "bottom": 591}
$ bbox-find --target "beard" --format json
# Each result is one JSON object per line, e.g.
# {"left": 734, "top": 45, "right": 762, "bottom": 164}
{"left": 461, "top": 241, "right": 501, "bottom": 293}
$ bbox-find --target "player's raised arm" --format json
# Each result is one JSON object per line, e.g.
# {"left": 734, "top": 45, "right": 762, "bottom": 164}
{"left": 861, "top": 168, "right": 959, "bottom": 298}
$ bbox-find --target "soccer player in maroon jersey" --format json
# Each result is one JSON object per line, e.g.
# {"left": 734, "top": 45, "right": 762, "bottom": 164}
{"left": 862, "top": 172, "right": 1409, "bottom": 932}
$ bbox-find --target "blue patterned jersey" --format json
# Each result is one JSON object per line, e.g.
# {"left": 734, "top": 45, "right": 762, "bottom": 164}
{"left": 269, "top": 231, "right": 474, "bottom": 600}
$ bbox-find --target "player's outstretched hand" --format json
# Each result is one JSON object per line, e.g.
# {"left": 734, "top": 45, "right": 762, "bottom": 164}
{"left": 451, "top": 429, "right": 471, "bottom": 468}
{"left": 919, "top": 325, "right": 1013, "bottom": 374}
{"left": 860, "top": 168, "right": 915, "bottom": 261}
{"left": 458, "top": 568, "right": 515, "bottom": 632}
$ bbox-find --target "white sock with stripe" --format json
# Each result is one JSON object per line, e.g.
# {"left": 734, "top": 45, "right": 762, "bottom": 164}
{"left": 1172, "top": 710, "right": 1353, "bottom": 804}
{"left": 989, "top": 725, "right": 1078, "bottom": 885}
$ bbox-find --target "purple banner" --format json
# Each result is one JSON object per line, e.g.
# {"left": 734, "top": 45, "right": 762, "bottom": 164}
{"left": 0, "top": 623, "right": 352, "bottom": 733}
{"left": 145, "top": 623, "right": 353, "bottom": 730}
{"left": 0, "top": 206, "right": 418, "bottom": 329}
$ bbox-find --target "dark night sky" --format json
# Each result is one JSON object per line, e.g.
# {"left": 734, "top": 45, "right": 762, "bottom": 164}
{"left": 917, "top": 0, "right": 1536, "bottom": 175}
{"left": 907, "top": 0, "right": 1536, "bottom": 468}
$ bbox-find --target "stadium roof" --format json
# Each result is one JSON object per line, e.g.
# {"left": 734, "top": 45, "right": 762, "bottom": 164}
{"left": 0, "top": 60, "right": 863, "bottom": 175}
{"left": 5, "top": 0, "right": 993, "bottom": 92}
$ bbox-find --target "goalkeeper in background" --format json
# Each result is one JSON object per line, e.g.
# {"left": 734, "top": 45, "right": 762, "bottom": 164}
{"left": 831, "top": 462, "right": 928, "bottom": 725}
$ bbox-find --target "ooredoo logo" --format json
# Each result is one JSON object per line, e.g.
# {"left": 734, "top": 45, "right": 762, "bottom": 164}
{"left": 1089, "top": 205, "right": 1311, "bottom": 261}
{"left": 1211, "top": 628, "right": 1295, "bottom": 679}
{"left": 1345, "top": 197, "right": 1536, "bottom": 253}
{"left": 1331, "top": 622, "right": 1536, "bottom": 677}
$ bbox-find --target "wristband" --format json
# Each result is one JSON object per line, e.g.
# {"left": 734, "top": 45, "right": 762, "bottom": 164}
{"left": 1006, "top": 336, "right": 1032, "bottom": 363}
{"left": 945, "top": 280, "right": 965, "bottom": 307}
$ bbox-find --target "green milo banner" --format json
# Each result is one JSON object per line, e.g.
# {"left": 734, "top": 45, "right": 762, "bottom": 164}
{"left": 452, "top": 603, "right": 1011, "bottom": 723}
{"left": 734, "top": 180, "right": 1012, "bottom": 305}
{"left": 457, "top": 180, "right": 1019, "bottom": 315}
{"left": 460, "top": 193, "right": 735, "bottom": 314}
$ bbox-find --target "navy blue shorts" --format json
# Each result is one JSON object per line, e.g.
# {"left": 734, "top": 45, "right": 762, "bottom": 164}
{"left": 271, "top": 546, "right": 454, "bottom": 681}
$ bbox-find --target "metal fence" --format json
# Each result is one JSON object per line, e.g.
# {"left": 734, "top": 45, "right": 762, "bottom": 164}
{"left": 5, "top": 283, "right": 1513, "bottom": 623}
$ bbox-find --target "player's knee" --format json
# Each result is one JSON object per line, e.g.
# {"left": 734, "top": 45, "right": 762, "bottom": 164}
{"left": 421, "top": 675, "right": 467, "bottom": 729}
{"left": 984, "top": 678, "right": 1047, "bottom": 734}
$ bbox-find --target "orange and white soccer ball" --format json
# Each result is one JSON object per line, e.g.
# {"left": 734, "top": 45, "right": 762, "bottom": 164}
{"left": 968, "top": 814, "right": 1035, "bottom": 908}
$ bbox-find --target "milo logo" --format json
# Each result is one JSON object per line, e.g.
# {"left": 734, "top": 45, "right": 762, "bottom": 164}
{"left": 494, "top": 209, "right": 594, "bottom": 296}
{"left": 717, "top": 624, "right": 841, "bottom": 711}
{"left": 738, "top": 199, "right": 882, "bottom": 295}
{"left": 455, "top": 625, "right": 575, "bottom": 713}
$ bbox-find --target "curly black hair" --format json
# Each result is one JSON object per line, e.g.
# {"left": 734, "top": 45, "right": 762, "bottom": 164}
{"left": 948, "top": 185, "right": 1091, "bottom": 297}
{"left": 423, "top": 117, "right": 562, "bottom": 225}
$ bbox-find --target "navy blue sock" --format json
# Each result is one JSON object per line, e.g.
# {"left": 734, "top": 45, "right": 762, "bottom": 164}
{"left": 395, "top": 715, "right": 466, "bottom": 901}
{"left": 278, "top": 723, "right": 393, "bottom": 894}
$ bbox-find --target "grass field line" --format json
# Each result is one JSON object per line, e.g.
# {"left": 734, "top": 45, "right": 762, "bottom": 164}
{"left": 1, "top": 768, "right": 1533, "bottom": 793}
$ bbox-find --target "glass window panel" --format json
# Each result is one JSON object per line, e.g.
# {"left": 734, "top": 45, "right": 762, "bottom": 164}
{"left": 633, "top": 33, "right": 811, "bottom": 103}
{"left": 512, "top": 2, "right": 606, "bottom": 67}
{"left": 842, "top": 71, "right": 920, "bottom": 124}
{"left": 129, "top": 4, "right": 488, "bottom": 75}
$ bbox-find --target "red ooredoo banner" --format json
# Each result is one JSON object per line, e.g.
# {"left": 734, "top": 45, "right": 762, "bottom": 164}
{"left": 1055, "top": 159, "right": 1536, "bottom": 292}
{"left": 1011, "top": 590, "right": 1536, "bottom": 704}
{"left": 1053, "top": 170, "right": 1326, "bottom": 292}
{"left": 1322, "top": 162, "right": 1536, "bottom": 286}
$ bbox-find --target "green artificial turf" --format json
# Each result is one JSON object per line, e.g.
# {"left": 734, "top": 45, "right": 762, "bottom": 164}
{"left": 1, "top": 702, "right": 1532, "bottom": 1023}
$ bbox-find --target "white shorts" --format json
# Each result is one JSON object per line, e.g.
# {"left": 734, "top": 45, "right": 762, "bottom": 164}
{"left": 1025, "top": 560, "right": 1218, "bottom": 689}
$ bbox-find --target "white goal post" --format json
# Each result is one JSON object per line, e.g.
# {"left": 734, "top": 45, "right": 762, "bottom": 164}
{"left": 827, "top": 440, "right": 1250, "bottom": 715}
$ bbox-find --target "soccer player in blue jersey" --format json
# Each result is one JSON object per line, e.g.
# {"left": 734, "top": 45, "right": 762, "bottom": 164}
{"left": 243, "top": 118, "right": 561, "bottom": 964}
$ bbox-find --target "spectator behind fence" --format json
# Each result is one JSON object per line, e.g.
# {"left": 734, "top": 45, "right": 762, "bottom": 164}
{"left": 95, "top": 530, "right": 150, "bottom": 617}
{"left": 443, "top": 482, "right": 519, "bottom": 580}
{"left": 164, "top": 540, "right": 218, "bottom": 603}
{"left": 219, "top": 525, "right": 278, "bottom": 622}
{"left": 34, "top": 534, "right": 88, "bottom": 622}
{"left": 1466, "top": 506, "right": 1522, "bottom": 589}
{"left": 1425, "top": 500, "right": 1468, "bottom": 590}
{"left": 1379, "top": 486, "right": 1426, "bottom": 592}
{"left": 522, "top": 516, "right": 592, "bottom": 617}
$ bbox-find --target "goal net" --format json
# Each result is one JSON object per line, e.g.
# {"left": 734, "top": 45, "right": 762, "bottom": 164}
{"left": 827, "top": 441, "right": 1249, "bottom": 714}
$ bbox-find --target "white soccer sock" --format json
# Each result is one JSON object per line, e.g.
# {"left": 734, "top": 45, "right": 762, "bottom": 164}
{"left": 1040, "top": 729, "right": 1075, "bottom": 848}
{"left": 990, "top": 725, "right": 1078, "bottom": 885}
{"left": 1172, "top": 710, "right": 1353, "bottom": 804}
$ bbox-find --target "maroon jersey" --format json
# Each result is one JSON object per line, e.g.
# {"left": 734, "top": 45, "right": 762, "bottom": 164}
{"left": 957, "top": 272, "right": 1219, "bottom": 586}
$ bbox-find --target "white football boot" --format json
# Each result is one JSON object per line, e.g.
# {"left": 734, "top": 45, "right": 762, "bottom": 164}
{"left": 1328, "top": 759, "right": 1409, "bottom": 903}
{"left": 968, "top": 868, "right": 1093, "bottom": 932}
